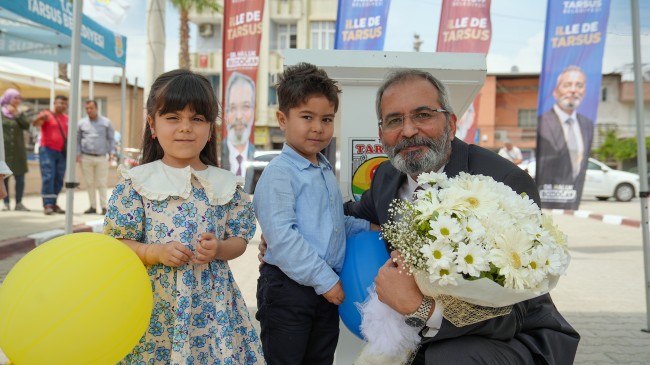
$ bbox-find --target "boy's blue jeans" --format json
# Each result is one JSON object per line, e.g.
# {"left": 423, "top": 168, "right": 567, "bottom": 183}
{"left": 39, "top": 146, "right": 67, "bottom": 206}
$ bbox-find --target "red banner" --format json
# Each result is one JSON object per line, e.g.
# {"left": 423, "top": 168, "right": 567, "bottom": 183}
{"left": 221, "top": 0, "right": 264, "bottom": 178}
{"left": 436, "top": 0, "right": 492, "bottom": 144}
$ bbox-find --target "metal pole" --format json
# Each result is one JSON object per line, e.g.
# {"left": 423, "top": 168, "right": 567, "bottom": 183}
{"left": 630, "top": 0, "right": 650, "bottom": 332}
{"left": 121, "top": 68, "right": 126, "bottom": 161}
{"left": 64, "top": 0, "right": 84, "bottom": 234}
{"left": 145, "top": 0, "right": 166, "bottom": 102}
{"left": 89, "top": 66, "right": 94, "bottom": 99}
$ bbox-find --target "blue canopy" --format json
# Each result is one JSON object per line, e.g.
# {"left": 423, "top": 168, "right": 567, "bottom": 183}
{"left": 0, "top": 0, "right": 126, "bottom": 68}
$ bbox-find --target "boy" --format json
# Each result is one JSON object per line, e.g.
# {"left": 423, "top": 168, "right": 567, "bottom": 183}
{"left": 253, "top": 63, "right": 376, "bottom": 365}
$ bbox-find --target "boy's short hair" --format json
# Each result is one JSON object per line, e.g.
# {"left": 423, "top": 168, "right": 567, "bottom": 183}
{"left": 276, "top": 62, "right": 340, "bottom": 115}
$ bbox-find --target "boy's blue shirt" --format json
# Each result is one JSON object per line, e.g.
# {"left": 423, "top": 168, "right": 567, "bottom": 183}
{"left": 253, "top": 144, "right": 370, "bottom": 295}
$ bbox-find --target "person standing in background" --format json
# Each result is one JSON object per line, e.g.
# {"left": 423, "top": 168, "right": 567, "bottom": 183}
{"left": 77, "top": 100, "right": 115, "bottom": 215}
{"left": 32, "top": 95, "right": 68, "bottom": 215}
{"left": 1, "top": 88, "right": 31, "bottom": 211}
{"left": 498, "top": 139, "right": 523, "bottom": 165}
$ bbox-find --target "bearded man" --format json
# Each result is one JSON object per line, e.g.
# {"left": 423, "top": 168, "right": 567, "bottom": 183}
{"left": 344, "top": 69, "right": 580, "bottom": 364}
{"left": 536, "top": 66, "right": 594, "bottom": 198}
{"left": 221, "top": 72, "right": 256, "bottom": 179}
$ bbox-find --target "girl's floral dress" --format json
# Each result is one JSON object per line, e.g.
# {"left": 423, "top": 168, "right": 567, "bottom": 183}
{"left": 104, "top": 160, "right": 264, "bottom": 365}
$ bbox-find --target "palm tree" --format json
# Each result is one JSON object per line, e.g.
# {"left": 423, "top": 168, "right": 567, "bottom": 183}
{"left": 169, "top": 0, "right": 222, "bottom": 69}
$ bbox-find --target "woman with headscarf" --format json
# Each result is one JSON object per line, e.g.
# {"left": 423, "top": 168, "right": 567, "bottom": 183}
{"left": 1, "top": 88, "right": 30, "bottom": 211}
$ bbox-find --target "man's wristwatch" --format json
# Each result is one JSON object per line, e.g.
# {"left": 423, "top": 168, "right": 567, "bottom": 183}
{"left": 404, "top": 296, "right": 434, "bottom": 328}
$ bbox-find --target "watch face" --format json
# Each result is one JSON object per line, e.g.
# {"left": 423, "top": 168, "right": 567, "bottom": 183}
{"left": 405, "top": 316, "right": 425, "bottom": 328}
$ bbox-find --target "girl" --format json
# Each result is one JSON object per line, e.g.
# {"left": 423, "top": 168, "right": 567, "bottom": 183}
{"left": 104, "top": 69, "right": 264, "bottom": 365}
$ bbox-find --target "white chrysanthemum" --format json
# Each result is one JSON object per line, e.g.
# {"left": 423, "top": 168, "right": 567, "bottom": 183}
{"left": 420, "top": 240, "right": 455, "bottom": 272}
{"left": 413, "top": 193, "right": 441, "bottom": 222}
{"left": 525, "top": 245, "right": 550, "bottom": 287}
{"left": 464, "top": 215, "right": 486, "bottom": 242}
{"left": 441, "top": 177, "right": 500, "bottom": 219}
{"left": 428, "top": 266, "right": 462, "bottom": 286}
{"left": 454, "top": 242, "right": 490, "bottom": 277}
{"left": 490, "top": 229, "right": 534, "bottom": 290}
{"left": 416, "top": 171, "right": 448, "bottom": 187}
{"left": 428, "top": 215, "right": 464, "bottom": 243}
{"left": 541, "top": 214, "right": 568, "bottom": 248}
{"left": 544, "top": 244, "right": 570, "bottom": 276}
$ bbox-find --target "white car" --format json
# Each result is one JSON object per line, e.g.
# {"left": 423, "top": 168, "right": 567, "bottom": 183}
{"left": 518, "top": 158, "right": 640, "bottom": 202}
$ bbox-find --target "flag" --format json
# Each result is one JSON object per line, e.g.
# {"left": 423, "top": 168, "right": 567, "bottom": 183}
{"left": 535, "top": 0, "right": 611, "bottom": 210}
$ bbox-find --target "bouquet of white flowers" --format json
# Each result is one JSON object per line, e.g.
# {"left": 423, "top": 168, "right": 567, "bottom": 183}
{"left": 355, "top": 172, "right": 570, "bottom": 365}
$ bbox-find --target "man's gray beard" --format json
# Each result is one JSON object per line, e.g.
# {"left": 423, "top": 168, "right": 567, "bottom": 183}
{"left": 558, "top": 96, "right": 582, "bottom": 111}
{"left": 384, "top": 127, "right": 452, "bottom": 176}
{"left": 228, "top": 122, "right": 251, "bottom": 145}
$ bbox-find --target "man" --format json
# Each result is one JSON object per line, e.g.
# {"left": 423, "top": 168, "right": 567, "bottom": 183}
{"left": 221, "top": 72, "right": 256, "bottom": 185}
{"left": 498, "top": 139, "right": 523, "bottom": 165}
{"left": 536, "top": 66, "right": 594, "bottom": 194}
{"left": 345, "top": 69, "right": 579, "bottom": 364}
{"left": 32, "top": 95, "right": 69, "bottom": 215}
{"left": 77, "top": 100, "right": 115, "bottom": 215}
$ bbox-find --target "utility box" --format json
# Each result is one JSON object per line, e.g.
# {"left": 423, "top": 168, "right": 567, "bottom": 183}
{"left": 282, "top": 49, "right": 486, "bottom": 363}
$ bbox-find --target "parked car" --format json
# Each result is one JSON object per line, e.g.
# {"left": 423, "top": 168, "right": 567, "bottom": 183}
{"left": 518, "top": 157, "right": 640, "bottom": 202}
{"left": 244, "top": 150, "right": 281, "bottom": 194}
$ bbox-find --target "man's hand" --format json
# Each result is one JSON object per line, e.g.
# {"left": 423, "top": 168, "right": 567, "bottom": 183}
{"left": 375, "top": 250, "right": 424, "bottom": 315}
{"left": 323, "top": 281, "right": 345, "bottom": 305}
{"left": 194, "top": 232, "right": 219, "bottom": 264}
{"left": 258, "top": 234, "right": 267, "bottom": 268}
{"left": 151, "top": 241, "right": 193, "bottom": 267}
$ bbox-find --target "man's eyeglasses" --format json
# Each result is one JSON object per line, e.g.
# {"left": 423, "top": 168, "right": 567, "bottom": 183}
{"left": 378, "top": 108, "right": 448, "bottom": 132}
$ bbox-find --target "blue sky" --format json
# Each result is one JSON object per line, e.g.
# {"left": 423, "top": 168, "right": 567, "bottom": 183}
{"left": 17, "top": 0, "right": 650, "bottom": 84}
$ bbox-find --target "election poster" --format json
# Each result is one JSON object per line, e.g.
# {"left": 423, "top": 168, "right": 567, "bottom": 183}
{"left": 221, "top": 0, "right": 264, "bottom": 181}
{"left": 436, "top": 0, "right": 492, "bottom": 144}
{"left": 335, "top": 0, "right": 391, "bottom": 50}
{"left": 536, "top": 0, "right": 611, "bottom": 210}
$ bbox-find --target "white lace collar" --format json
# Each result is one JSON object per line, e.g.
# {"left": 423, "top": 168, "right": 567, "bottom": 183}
{"left": 119, "top": 160, "right": 244, "bottom": 205}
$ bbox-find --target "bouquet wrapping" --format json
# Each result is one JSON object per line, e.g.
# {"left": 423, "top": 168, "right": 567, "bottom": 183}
{"left": 356, "top": 172, "right": 570, "bottom": 364}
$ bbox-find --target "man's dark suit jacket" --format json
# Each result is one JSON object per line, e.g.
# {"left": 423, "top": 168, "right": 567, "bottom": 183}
{"left": 344, "top": 138, "right": 580, "bottom": 365}
{"left": 536, "top": 109, "right": 594, "bottom": 191}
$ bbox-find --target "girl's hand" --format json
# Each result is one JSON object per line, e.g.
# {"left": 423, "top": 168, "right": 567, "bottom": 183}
{"left": 152, "top": 241, "right": 194, "bottom": 267}
{"left": 194, "top": 233, "right": 219, "bottom": 264}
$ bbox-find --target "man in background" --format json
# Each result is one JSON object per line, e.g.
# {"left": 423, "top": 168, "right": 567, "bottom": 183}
{"left": 221, "top": 72, "right": 256, "bottom": 181}
{"left": 32, "top": 95, "right": 68, "bottom": 215}
{"left": 498, "top": 139, "right": 523, "bottom": 165}
{"left": 77, "top": 100, "right": 115, "bottom": 215}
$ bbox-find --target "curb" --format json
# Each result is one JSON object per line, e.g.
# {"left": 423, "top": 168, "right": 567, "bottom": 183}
{"left": 547, "top": 209, "right": 642, "bottom": 228}
{"left": 0, "top": 219, "right": 105, "bottom": 260}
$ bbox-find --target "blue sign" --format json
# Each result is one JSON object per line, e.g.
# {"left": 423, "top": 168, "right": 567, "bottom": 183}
{"left": 0, "top": 0, "right": 126, "bottom": 67}
{"left": 335, "top": 0, "right": 391, "bottom": 50}
{"left": 535, "top": 0, "right": 611, "bottom": 210}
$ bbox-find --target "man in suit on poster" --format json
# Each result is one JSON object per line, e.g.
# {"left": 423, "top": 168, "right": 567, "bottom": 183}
{"left": 536, "top": 65, "right": 594, "bottom": 201}
{"left": 221, "top": 72, "right": 256, "bottom": 185}
{"left": 344, "top": 69, "right": 580, "bottom": 364}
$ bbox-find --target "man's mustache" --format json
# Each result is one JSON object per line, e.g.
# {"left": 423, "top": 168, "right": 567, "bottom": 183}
{"left": 393, "top": 136, "right": 436, "bottom": 154}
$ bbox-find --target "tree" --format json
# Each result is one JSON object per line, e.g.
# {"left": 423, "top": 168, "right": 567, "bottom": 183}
{"left": 592, "top": 128, "right": 650, "bottom": 163}
{"left": 169, "top": 0, "right": 222, "bottom": 69}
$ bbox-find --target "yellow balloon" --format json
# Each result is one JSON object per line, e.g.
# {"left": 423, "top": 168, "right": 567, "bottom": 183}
{"left": 0, "top": 232, "right": 152, "bottom": 365}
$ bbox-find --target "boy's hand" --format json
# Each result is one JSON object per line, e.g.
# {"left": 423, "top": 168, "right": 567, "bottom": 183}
{"left": 258, "top": 234, "right": 267, "bottom": 268}
{"left": 323, "top": 281, "right": 345, "bottom": 305}
{"left": 194, "top": 232, "right": 219, "bottom": 264}
{"left": 153, "top": 241, "right": 193, "bottom": 267}
{"left": 370, "top": 223, "right": 381, "bottom": 232}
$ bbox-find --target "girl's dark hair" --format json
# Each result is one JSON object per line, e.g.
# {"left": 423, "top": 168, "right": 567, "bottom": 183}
{"left": 141, "top": 69, "right": 219, "bottom": 166}
{"left": 276, "top": 62, "right": 340, "bottom": 115}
